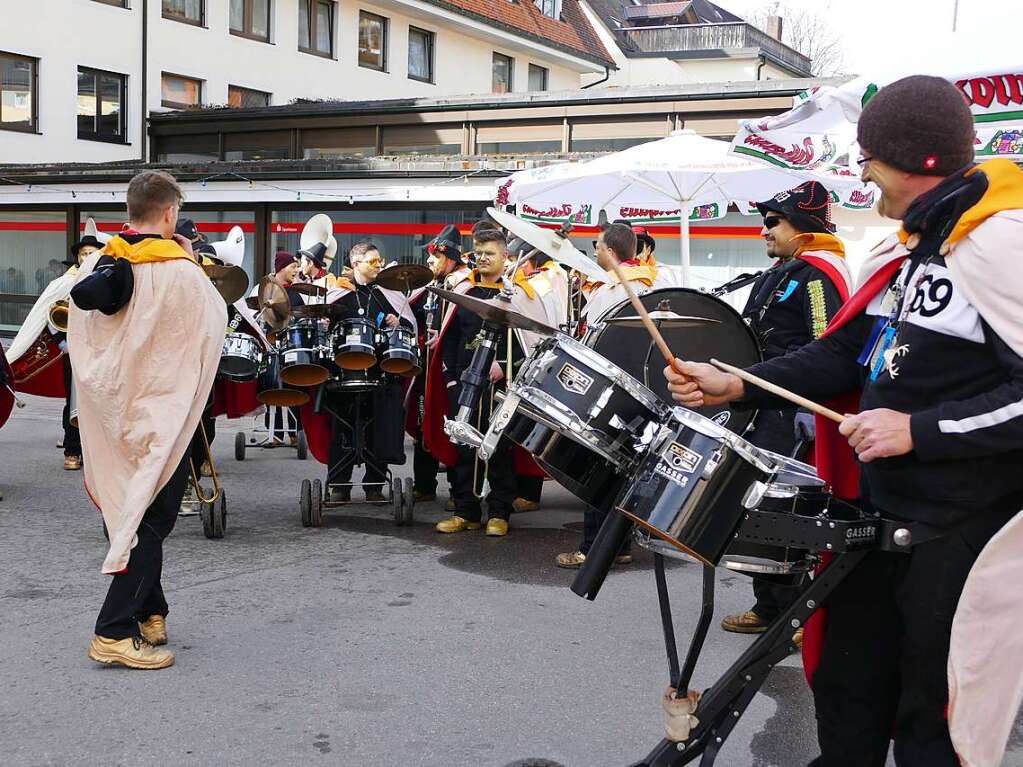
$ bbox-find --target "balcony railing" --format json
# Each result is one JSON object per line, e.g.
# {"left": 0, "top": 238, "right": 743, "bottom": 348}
{"left": 620, "top": 22, "right": 811, "bottom": 76}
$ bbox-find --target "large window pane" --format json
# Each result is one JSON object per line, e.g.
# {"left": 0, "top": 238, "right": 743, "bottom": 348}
{"left": 408, "top": 27, "right": 433, "bottom": 82}
{"left": 98, "top": 75, "right": 122, "bottom": 135}
{"left": 230, "top": 0, "right": 243, "bottom": 30}
{"left": 77, "top": 70, "right": 97, "bottom": 135}
{"left": 528, "top": 63, "right": 548, "bottom": 92}
{"left": 228, "top": 85, "right": 270, "bottom": 108}
{"left": 0, "top": 211, "right": 68, "bottom": 330}
{"left": 316, "top": 1, "right": 332, "bottom": 54}
{"left": 161, "top": 73, "right": 201, "bottom": 108}
{"left": 298, "top": 0, "right": 311, "bottom": 49}
{"left": 492, "top": 53, "right": 512, "bottom": 94}
{"left": 358, "top": 12, "right": 387, "bottom": 70}
{"left": 77, "top": 67, "right": 126, "bottom": 141}
{"left": 251, "top": 0, "right": 269, "bottom": 37}
{"left": 0, "top": 53, "right": 36, "bottom": 131}
{"left": 154, "top": 133, "right": 219, "bottom": 161}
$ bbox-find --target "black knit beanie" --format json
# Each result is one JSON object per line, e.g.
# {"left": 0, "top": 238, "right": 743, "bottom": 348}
{"left": 857, "top": 75, "right": 975, "bottom": 176}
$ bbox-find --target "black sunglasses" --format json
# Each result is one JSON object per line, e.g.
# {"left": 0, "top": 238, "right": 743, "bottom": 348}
{"left": 763, "top": 215, "right": 784, "bottom": 229}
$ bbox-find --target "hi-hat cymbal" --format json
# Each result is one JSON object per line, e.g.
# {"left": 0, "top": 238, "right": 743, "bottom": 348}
{"left": 292, "top": 303, "right": 348, "bottom": 319}
{"left": 289, "top": 281, "right": 328, "bottom": 297}
{"left": 604, "top": 311, "right": 721, "bottom": 329}
{"left": 203, "top": 264, "right": 249, "bottom": 304}
{"left": 429, "top": 287, "right": 556, "bottom": 336}
{"left": 376, "top": 263, "right": 433, "bottom": 292}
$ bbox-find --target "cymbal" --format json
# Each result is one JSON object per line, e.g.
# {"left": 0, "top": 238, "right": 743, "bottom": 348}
{"left": 604, "top": 311, "right": 721, "bottom": 329}
{"left": 430, "top": 287, "right": 556, "bottom": 336}
{"left": 257, "top": 277, "right": 291, "bottom": 331}
{"left": 203, "top": 264, "right": 249, "bottom": 305}
{"left": 486, "top": 207, "right": 609, "bottom": 283}
{"left": 292, "top": 303, "right": 348, "bottom": 319}
{"left": 376, "top": 263, "right": 433, "bottom": 292}
{"left": 289, "top": 281, "right": 328, "bottom": 297}
{"left": 244, "top": 296, "right": 261, "bottom": 310}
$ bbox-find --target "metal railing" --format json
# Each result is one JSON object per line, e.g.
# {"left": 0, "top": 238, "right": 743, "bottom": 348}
{"left": 620, "top": 22, "right": 811, "bottom": 76}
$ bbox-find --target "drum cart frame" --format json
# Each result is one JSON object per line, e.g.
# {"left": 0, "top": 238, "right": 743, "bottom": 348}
{"left": 233, "top": 407, "right": 309, "bottom": 461}
{"left": 299, "top": 385, "right": 414, "bottom": 528}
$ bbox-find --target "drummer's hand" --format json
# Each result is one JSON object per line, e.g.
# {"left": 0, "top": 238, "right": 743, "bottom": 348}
{"left": 839, "top": 409, "right": 912, "bottom": 463}
{"left": 172, "top": 233, "right": 194, "bottom": 257}
{"left": 489, "top": 361, "right": 504, "bottom": 383}
{"left": 384, "top": 313, "right": 399, "bottom": 329}
{"left": 664, "top": 360, "right": 744, "bottom": 408}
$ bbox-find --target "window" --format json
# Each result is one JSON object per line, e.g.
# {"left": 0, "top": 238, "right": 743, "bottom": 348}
{"left": 228, "top": 85, "right": 270, "bottom": 108}
{"left": 528, "top": 64, "right": 548, "bottom": 92}
{"left": 0, "top": 211, "right": 68, "bottom": 331}
{"left": 162, "top": 0, "right": 203, "bottom": 24}
{"left": 77, "top": 67, "right": 127, "bottom": 142}
{"left": 407, "top": 27, "right": 434, "bottom": 83}
{"left": 382, "top": 125, "right": 461, "bottom": 155}
{"left": 533, "top": 0, "right": 559, "bottom": 18}
{"left": 231, "top": 0, "right": 271, "bottom": 42}
{"left": 0, "top": 52, "right": 37, "bottom": 133}
{"left": 570, "top": 116, "right": 669, "bottom": 152}
{"left": 358, "top": 11, "right": 388, "bottom": 71}
{"left": 476, "top": 120, "right": 562, "bottom": 154}
{"left": 154, "top": 133, "right": 220, "bottom": 162}
{"left": 302, "top": 127, "right": 377, "bottom": 158}
{"left": 492, "top": 52, "right": 513, "bottom": 94}
{"left": 224, "top": 131, "right": 290, "bottom": 160}
{"left": 299, "top": 0, "right": 334, "bottom": 57}
{"left": 161, "top": 73, "right": 202, "bottom": 109}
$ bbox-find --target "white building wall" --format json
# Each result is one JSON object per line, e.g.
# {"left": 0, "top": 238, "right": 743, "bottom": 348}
{"left": 0, "top": 0, "right": 601, "bottom": 165}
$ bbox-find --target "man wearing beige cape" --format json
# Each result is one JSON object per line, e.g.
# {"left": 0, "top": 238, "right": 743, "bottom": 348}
{"left": 69, "top": 171, "right": 226, "bottom": 670}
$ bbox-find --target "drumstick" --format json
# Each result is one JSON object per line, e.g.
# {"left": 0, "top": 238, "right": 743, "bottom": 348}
{"left": 708, "top": 358, "right": 846, "bottom": 424}
{"left": 605, "top": 258, "right": 687, "bottom": 377}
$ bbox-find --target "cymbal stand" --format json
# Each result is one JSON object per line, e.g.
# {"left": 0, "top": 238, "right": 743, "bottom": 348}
{"left": 443, "top": 322, "right": 501, "bottom": 450}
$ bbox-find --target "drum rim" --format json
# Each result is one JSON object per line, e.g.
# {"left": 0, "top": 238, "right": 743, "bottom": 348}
{"left": 670, "top": 406, "right": 776, "bottom": 474}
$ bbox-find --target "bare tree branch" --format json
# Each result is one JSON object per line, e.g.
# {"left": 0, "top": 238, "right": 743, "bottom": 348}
{"left": 748, "top": 2, "right": 847, "bottom": 76}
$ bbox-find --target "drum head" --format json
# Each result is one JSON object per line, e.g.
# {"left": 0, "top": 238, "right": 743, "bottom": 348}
{"left": 379, "top": 358, "right": 413, "bottom": 375}
{"left": 587, "top": 288, "right": 761, "bottom": 433}
{"left": 258, "top": 389, "right": 310, "bottom": 407}
{"left": 280, "top": 363, "right": 329, "bottom": 387}
{"left": 336, "top": 351, "right": 377, "bottom": 371}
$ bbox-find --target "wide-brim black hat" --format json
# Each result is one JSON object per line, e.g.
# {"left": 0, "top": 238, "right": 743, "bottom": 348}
{"left": 67, "top": 235, "right": 104, "bottom": 264}
{"left": 755, "top": 181, "right": 836, "bottom": 234}
{"left": 422, "top": 224, "right": 463, "bottom": 260}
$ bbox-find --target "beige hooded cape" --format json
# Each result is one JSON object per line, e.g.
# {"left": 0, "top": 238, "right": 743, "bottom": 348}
{"left": 68, "top": 246, "right": 226, "bottom": 574}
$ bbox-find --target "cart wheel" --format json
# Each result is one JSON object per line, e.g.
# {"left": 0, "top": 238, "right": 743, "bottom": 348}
{"left": 300, "top": 478, "right": 313, "bottom": 527}
{"left": 235, "top": 431, "right": 246, "bottom": 461}
{"left": 209, "top": 491, "right": 226, "bottom": 539}
{"left": 297, "top": 430, "right": 308, "bottom": 460}
{"left": 392, "top": 476, "right": 405, "bottom": 525}
{"left": 200, "top": 502, "right": 215, "bottom": 539}
{"left": 402, "top": 476, "right": 415, "bottom": 526}
{"left": 310, "top": 479, "right": 323, "bottom": 527}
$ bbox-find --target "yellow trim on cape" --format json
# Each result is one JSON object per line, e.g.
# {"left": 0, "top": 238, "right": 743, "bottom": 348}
{"left": 102, "top": 235, "right": 200, "bottom": 266}
{"left": 469, "top": 269, "right": 537, "bottom": 300}
{"left": 607, "top": 262, "right": 656, "bottom": 288}
{"left": 794, "top": 232, "right": 846, "bottom": 259}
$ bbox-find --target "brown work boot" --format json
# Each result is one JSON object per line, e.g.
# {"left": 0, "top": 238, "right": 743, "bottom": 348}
{"left": 63, "top": 455, "right": 82, "bottom": 471}
{"left": 485, "top": 518, "right": 509, "bottom": 537}
{"left": 200, "top": 461, "right": 213, "bottom": 478}
{"left": 87, "top": 635, "right": 175, "bottom": 670}
{"left": 721, "top": 609, "right": 770, "bottom": 634}
{"left": 513, "top": 497, "right": 540, "bottom": 513}
{"left": 556, "top": 550, "right": 632, "bottom": 569}
{"left": 792, "top": 627, "right": 804, "bottom": 649}
{"left": 435, "top": 516, "right": 481, "bottom": 534}
{"left": 138, "top": 614, "right": 167, "bottom": 646}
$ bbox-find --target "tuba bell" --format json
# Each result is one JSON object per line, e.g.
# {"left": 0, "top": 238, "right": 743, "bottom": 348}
{"left": 48, "top": 300, "right": 69, "bottom": 333}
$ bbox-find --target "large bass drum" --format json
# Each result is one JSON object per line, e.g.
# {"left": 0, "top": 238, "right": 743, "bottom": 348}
{"left": 584, "top": 288, "right": 761, "bottom": 434}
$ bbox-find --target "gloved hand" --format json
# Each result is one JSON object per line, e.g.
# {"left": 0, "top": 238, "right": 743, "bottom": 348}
{"left": 794, "top": 410, "right": 816, "bottom": 443}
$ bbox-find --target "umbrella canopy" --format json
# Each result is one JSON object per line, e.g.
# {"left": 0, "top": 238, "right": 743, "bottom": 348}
{"left": 730, "top": 39, "right": 1023, "bottom": 182}
{"left": 497, "top": 131, "right": 859, "bottom": 286}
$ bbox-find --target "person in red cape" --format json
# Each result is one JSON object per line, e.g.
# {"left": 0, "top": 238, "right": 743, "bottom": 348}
{"left": 666, "top": 76, "right": 1023, "bottom": 766}
{"left": 406, "top": 225, "right": 464, "bottom": 504}
{"left": 427, "top": 228, "right": 541, "bottom": 537}
{"left": 719, "top": 181, "right": 851, "bottom": 643}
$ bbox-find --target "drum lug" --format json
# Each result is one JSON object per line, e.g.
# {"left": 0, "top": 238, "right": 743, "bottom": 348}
{"left": 741, "top": 481, "right": 769, "bottom": 510}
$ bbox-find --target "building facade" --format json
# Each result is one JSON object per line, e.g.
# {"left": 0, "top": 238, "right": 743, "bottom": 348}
{"left": 0, "top": 0, "right": 612, "bottom": 165}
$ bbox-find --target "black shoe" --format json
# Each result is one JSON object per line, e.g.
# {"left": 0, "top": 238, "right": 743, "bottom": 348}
{"left": 365, "top": 488, "right": 386, "bottom": 503}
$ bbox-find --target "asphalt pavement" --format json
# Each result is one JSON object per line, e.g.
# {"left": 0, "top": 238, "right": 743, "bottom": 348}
{"left": 2, "top": 395, "right": 1021, "bottom": 767}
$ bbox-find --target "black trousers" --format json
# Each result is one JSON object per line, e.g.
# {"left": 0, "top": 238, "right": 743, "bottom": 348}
{"left": 413, "top": 427, "right": 440, "bottom": 494}
{"left": 516, "top": 474, "right": 544, "bottom": 503}
{"left": 62, "top": 356, "right": 81, "bottom": 459}
{"left": 447, "top": 383, "right": 515, "bottom": 522}
{"left": 94, "top": 454, "right": 191, "bottom": 640}
{"left": 809, "top": 506, "right": 1014, "bottom": 767}
{"left": 328, "top": 394, "right": 386, "bottom": 489}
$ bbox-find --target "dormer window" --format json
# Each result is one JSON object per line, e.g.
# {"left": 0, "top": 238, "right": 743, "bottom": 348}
{"left": 533, "top": 0, "right": 561, "bottom": 20}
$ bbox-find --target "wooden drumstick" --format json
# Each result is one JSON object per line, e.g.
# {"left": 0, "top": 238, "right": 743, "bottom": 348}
{"left": 605, "top": 258, "right": 687, "bottom": 378}
{"left": 709, "top": 358, "right": 846, "bottom": 424}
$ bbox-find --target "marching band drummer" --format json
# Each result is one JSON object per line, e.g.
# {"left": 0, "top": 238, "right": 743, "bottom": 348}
{"left": 719, "top": 181, "right": 851, "bottom": 644}
{"left": 323, "top": 240, "right": 416, "bottom": 503}
{"left": 665, "top": 77, "right": 1023, "bottom": 766}
{"left": 265, "top": 250, "right": 305, "bottom": 445}
{"left": 71, "top": 170, "right": 225, "bottom": 670}
{"left": 427, "top": 228, "right": 548, "bottom": 537}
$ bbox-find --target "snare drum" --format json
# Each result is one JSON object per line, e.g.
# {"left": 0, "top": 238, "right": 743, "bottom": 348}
{"left": 485, "top": 334, "right": 669, "bottom": 509}
{"left": 614, "top": 407, "right": 777, "bottom": 566}
{"left": 279, "top": 319, "right": 329, "bottom": 386}
{"left": 378, "top": 326, "right": 420, "bottom": 376}
{"left": 257, "top": 351, "right": 310, "bottom": 407}
{"left": 332, "top": 318, "right": 378, "bottom": 370}
{"left": 334, "top": 367, "right": 382, "bottom": 392}
{"left": 720, "top": 452, "right": 830, "bottom": 575}
{"left": 219, "top": 332, "right": 262, "bottom": 381}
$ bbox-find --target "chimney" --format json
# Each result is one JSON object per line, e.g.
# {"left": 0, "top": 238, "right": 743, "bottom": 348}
{"left": 766, "top": 14, "right": 783, "bottom": 41}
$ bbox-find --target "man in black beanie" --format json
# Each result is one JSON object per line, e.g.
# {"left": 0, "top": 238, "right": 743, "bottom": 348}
{"left": 664, "top": 74, "right": 1023, "bottom": 765}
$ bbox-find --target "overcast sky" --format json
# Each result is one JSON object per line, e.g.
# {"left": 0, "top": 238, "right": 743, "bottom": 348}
{"left": 718, "top": 0, "right": 1019, "bottom": 76}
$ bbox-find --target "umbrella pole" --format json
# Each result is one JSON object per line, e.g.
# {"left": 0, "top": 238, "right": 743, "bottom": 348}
{"left": 680, "top": 210, "right": 692, "bottom": 288}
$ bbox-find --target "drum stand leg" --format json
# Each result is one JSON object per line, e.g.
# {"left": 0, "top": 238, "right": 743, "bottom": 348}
{"left": 323, "top": 392, "right": 385, "bottom": 496}
{"left": 628, "top": 549, "right": 869, "bottom": 767}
